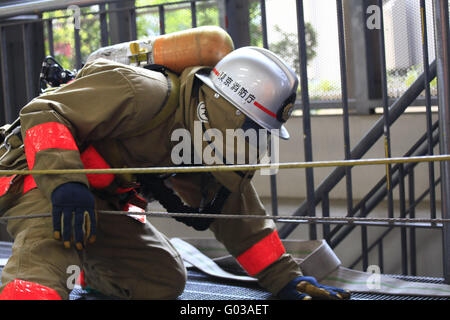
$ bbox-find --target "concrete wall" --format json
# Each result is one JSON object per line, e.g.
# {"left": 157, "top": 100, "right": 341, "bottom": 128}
{"left": 252, "top": 112, "right": 440, "bottom": 201}
{"left": 152, "top": 111, "right": 445, "bottom": 278}
{"left": 151, "top": 198, "right": 444, "bottom": 278}
{"left": 278, "top": 199, "right": 444, "bottom": 278}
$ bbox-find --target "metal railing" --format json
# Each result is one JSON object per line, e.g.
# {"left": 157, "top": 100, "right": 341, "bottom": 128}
{"left": 279, "top": 0, "right": 450, "bottom": 281}
{"left": 276, "top": 0, "right": 449, "bottom": 283}
{"left": 0, "top": 0, "right": 449, "bottom": 283}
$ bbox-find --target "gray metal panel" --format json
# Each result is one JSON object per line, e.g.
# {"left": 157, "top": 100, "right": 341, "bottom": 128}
{"left": 0, "top": 27, "right": 12, "bottom": 124}
{"left": 108, "top": 0, "right": 135, "bottom": 45}
{"left": 343, "top": 0, "right": 383, "bottom": 114}
{"left": 99, "top": 4, "right": 109, "bottom": 47}
{"left": 377, "top": 0, "right": 394, "bottom": 219}
{"left": 434, "top": 0, "right": 450, "bottom": 284}
{"left": 21, "top": 23, "right": 34, "bottom": 101}
{"left": 336, "top": 0, "right": 353, "bottom": 218}
{"left": 420, "top": 0, "right": 437, "bottom": 220}
{"left": 296, "top": 0, "right": 316, "bottom": 240}
{"left": 222, "top": 0, "right": 250, "bottom": 48}
{"left": 0, "top": 19, "right": 45, "bottom": 123}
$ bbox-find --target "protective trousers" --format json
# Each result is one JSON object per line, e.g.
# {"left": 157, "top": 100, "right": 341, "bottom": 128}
{"left": 0, "top": 187, "right": 187, "bottom": 300}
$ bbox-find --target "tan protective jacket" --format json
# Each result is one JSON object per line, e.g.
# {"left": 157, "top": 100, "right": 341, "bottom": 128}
{"left": 18, "top": 58, "right": 302, "bottom": 295}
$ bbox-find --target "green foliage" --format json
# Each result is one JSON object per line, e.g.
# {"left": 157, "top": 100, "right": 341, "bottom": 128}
{"left": 249, "top": 0, "right": 262, "bottom": 47}
{"left": 136, "top": 0, "right": 219, "bottom": 38}
{"left": 79, "top": 14, "right": 101, "bottom": 65}
{"left": 269, "top": 23, "right": 318, "bottom": 77}
{"left": 309, "top": 79, "right": 341, "bottom": 100}
{"left": 41, "top": 0, "right": 316, "bottom": 77}
{"left": 313, "top": 79, "right": 335, "bottom": 92}
{"left": 195, "top": 2, "right": 219, "bottom": 27}
{"left": 387, "top": 65, "right": 437, "bottom": 98}
{"left": 42, "top": 1, "right": 221, "bottom": 70}
{"left": 403, "top": 65, "right": 437, "bottom": 89}
{"left": 43, "top": 10, "right": 74, "bottom": 69}
{"left": 43, "top": 7, "right": 100, "bottom": 70}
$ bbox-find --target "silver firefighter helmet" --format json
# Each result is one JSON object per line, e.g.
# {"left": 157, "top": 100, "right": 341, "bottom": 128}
{"left": 195, "top": 46, "right": 299, "bottom": 140}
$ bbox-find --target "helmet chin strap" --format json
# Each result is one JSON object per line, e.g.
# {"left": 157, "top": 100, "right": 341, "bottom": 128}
{"left": 201, "top": 117, "right": 269, "bottom": 168}
{"left": 241, "top": 116, "right": 270, "bottom": 160}
{"left": 241, "top": 116, "right": 263, "bottom": 131}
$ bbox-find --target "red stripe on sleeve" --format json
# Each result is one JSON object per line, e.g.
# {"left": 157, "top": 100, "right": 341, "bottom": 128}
{"left": 80, "top": 145, "right": 115, "bottom": 189}
{"left": 0, "top": 175, "right": 15, "bottom": 197}
{"left": 24, "top": 122, "right": 79, "bottom": 169}
{"left": 23, "top": 175, "right": 37, "bottom": 194}
{"left": 236, "top": 230, "right": 286, "bottom": 276}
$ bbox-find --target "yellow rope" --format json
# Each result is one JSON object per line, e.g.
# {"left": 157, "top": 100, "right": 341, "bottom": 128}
{"left": 1, "top": 154, "right": 450, "bottom": 175}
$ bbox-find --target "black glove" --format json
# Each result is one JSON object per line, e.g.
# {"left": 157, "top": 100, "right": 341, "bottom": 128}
{"left": 51, "top": 182, "right": 96, "bottom": 250}
{"left": 137, "top": 174, "right": 213, "bottom": 231}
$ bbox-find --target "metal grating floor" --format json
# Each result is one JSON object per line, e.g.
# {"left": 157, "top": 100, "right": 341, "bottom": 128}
{"left": 0, "top": 241, "right": 448, "bottom": 300}
{"left": 179, "top": 270, "right": 450, "bottom": 301}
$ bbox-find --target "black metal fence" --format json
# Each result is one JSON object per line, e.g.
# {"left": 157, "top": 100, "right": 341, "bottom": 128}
{"left": 277, "top": 0, "right": 447, "bottom": 281}
{"left": 275, "top": 0, "right": 448, "bottom": 282}
{"left": 0, "top": 0, "right": 449, "bottom": 283}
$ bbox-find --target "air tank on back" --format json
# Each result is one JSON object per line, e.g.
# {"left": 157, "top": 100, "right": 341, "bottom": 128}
{"left": 86, "top": 26, "right": 235, "bottom": 73}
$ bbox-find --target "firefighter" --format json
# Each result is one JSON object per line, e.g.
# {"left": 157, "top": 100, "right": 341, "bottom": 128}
{"left": 0, "top": 45, "right": 350, "bottom": 300}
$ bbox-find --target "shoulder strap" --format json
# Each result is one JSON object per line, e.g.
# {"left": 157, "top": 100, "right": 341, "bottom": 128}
{"left": 183, "top": 66, "right": 211, "bottom": 100}
{"left": 145, "top": 70, "right": 180, "bottom": 132}
{"left": 120, "top": 66, "right": 180, "bottom": 139}
{"left": 99, "top": 66, "right": 210, "bottom": 181}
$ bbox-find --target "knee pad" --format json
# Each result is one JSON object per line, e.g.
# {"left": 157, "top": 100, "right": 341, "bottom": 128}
{"left": 0, "top": 279, "right": 62, "bottom": 300}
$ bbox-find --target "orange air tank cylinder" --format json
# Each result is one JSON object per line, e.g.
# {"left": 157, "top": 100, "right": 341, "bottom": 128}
{"left": 86, "top": 26, "right": 234, "bottom": 73}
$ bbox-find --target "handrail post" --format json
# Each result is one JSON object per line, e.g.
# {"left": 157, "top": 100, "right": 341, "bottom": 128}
{"left": 434, "top": 0, "right": 450, "bottom": 284}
